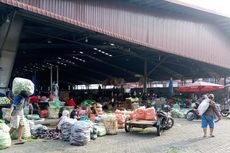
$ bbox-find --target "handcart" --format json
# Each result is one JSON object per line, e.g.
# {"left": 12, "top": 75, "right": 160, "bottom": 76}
{"left": 125, "top": 111, "right": 174, "bottom": 136}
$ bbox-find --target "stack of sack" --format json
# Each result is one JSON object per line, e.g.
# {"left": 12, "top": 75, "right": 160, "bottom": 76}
{"left": 0, "top": 120, "right": 11, "bottom": 150}
{"left": 70, "top": 121, "right": 91, "bottom": 146}
{"left": 131, "top": 107, "right": 157, "bottom": 121}
{"left": 60, "top": 119, "right": 76, "bottom": 141}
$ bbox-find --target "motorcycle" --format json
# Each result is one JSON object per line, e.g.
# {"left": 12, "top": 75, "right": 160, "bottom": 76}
{"left": 185, "top": 102, "right": 200, "bottom": 121}
{"left": 220, "top": 103, "right": 230, "bottom": 117}
{"left": 159, "top": 104, "right": 174, "bottom": 129}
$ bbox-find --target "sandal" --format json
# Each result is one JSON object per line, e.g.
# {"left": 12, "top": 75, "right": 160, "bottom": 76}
{"left": 203, "top": 135, "right": 207, "bottom": 138}
{"left": 14, "top": 140, "right": 25, "bottom": 145}
{"left": 210, "top": 135, "right": 215, "bottom": 137}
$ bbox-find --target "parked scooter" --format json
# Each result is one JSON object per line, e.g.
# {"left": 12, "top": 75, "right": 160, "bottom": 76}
{"left": 220, "top": 102, "right": 230, "bottom": 117}
{"left": 185, "top": 102, "right": 200, "bottom": 121}
{"left": 159, "top": 104, "right": 174, "bottom": 129}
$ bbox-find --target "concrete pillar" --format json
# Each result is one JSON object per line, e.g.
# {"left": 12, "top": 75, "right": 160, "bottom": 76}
{"left": 0, "top": 15, "right": 23, "bottom": 93}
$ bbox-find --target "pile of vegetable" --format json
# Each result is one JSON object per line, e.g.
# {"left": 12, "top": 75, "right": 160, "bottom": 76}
{"left": 0, "top": 97, "right": 10, "bottom": 105}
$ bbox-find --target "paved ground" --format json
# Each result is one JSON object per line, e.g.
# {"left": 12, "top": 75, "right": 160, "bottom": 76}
{"left": 3, "top": 118, "right": 230, "bottom": 153}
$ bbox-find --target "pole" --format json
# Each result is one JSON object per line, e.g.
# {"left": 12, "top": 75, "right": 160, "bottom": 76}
{"left": 50, "top": 65, "right": 53, "bottom": 92}
{"left": 143, "top": 58, "right": 147, "bottom": 94}
{"left": 56, "top": 65, "right": 59, "bottom": 85}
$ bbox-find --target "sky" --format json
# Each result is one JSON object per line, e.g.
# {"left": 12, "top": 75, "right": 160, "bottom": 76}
{"left": 178, "top": 0, "right": 230, "bottom": 17}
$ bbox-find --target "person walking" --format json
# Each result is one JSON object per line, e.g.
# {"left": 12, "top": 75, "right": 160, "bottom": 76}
{"left": 201, "top": 94, "right": 221, "bottom": 138}
{"left": 8, "top": 91, "right": 29, "bottom": 144}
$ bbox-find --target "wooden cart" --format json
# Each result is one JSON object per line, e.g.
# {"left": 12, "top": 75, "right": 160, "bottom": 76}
{"left": 125, "top": 118, "right": 162, "bottom": 136}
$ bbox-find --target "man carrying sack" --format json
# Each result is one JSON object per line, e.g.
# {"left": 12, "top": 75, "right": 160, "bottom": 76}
{"left": 7, "top": 90, "right": 29, "bottom": 145}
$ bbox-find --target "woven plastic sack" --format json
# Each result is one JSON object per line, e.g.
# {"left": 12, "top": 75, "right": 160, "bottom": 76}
{"left": 104, "top": 115, "right": 118, "bottom": 135}
{"left": 60, "top": 119, "right": 76, "bottom": 141}
{"left": 48, "top": 107, "right": 60, "bottom": 119}
{"left": 70, "top": 121, "right": 90, "bottom": 146}
{"left": 0, "top": 122, "right": 11, "bottom": 150}
{"left": 198, "top": 99, "right": 210, "bottom": 116}
{"left": 133, "top": 107, "right": 145, "bottom": 120}
{"left": 94, "top": 124, "right": 106, "bottom": 137}
{"left": 12, "top": 77, "right": 34, "bottom": 96}
{"left": 145, "top": 107, "right": 157, "bottom": 121}
{"left": 116, "top": 114, "right": 126, "bottom": 125}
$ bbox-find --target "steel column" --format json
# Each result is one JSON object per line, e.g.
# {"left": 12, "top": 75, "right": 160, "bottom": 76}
{"left": 143, "top": 58, "right": 147, "bottom": 94}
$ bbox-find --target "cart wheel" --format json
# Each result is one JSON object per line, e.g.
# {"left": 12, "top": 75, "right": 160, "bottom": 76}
{"left": 156, "top": 125, "right": 162, "bottom": 136}
{"left": 125, "top": 118, "right": 131, "bottom": 132}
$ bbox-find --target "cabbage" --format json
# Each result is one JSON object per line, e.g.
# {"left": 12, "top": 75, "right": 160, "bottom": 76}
{"left": 12, "top": 77, "right": 34, "bottom": 96}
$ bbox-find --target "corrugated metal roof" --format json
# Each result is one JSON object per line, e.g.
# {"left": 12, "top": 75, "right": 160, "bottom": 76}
{"left": 1, "top": 0, "right": 230, "bottom": 70}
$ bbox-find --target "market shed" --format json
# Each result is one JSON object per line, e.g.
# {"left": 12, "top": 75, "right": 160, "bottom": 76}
{"left": 1, "top": 0, "right": 230, "bottom": 90}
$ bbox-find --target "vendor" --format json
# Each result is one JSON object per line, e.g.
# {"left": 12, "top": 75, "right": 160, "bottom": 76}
{"left": 30, "top": 96, "right": 40, "bottom": 115}
{"left": 90, "top": 103, "right": 99, "bottom": 116}
{"left": 8, "top": 91, "right": 29, "bottom": 145}
{"left": 57, "top": 110, "right": 70, "bottom": 132}
{"left": 70, "top": 106, "right": 80, "bottom": 119}
{"left": 66, "top": 94, "right": 76, "bottom": 106}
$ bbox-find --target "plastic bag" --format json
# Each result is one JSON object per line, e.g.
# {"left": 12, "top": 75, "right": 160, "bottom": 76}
{"left": 12, "top": 77, "right": 34, "bottom": 96}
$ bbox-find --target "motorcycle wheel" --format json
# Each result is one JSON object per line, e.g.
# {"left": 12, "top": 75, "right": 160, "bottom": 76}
{"left": 186, "top": 111, "right": 195, "bottom": 121}
{"left": 221, "top": 110, "right": 229, "bottom": 117}
{"left": 166, "top": 118, "right": 174, "bottom": 130}
{"left": 125, "top": 118, "right": 131, "bottom": 132}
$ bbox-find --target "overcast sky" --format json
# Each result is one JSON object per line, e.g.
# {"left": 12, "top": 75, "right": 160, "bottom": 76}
{"left": 178, "top": 0, "right": 230, "bottom": 17}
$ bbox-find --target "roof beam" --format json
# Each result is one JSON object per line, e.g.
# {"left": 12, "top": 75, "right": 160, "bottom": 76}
{"left": 84, "top": 53, "right": 142, "bottom": 78}
{"left": 159, "top": 65, "right": 184, "bottom": 78}
{"left": 148, "top": 56, "right": 168, "bottom": 76}
{"left": 59, "top": 60, "right": 113, "bottom": 79}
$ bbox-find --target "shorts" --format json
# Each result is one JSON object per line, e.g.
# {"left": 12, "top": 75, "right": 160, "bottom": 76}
{"left": 201, "top": 115, "right": 214, "bottom": 128}
{"left": 10, "top": 115, "right": 25, "bottom": 129}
